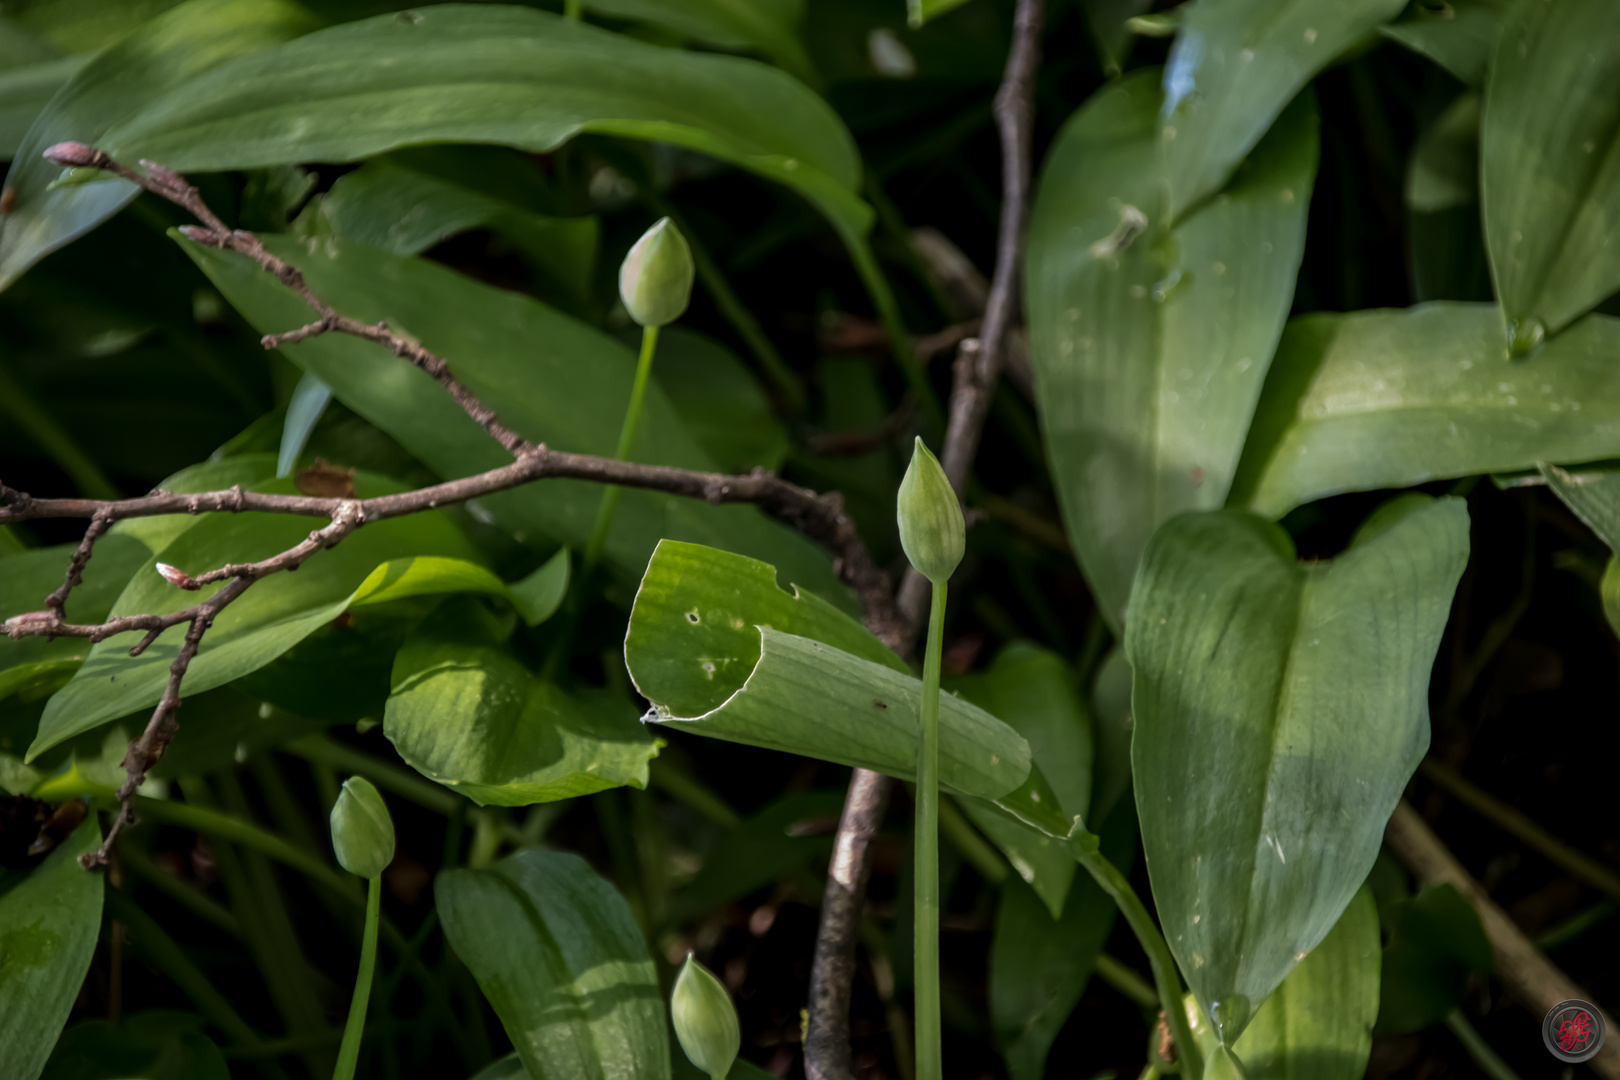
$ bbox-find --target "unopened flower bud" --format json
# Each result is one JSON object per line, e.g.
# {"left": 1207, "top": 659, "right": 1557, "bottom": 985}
{"left": 155, "top": 562, "right": 197, "bottom": 590}
{"left": 897, "top": 437, "right": 964, "bottom": 584}
{"left": 671, "top": 954, "right": 739, "bottom": 1080}
{"left": 3, "top": 610, "right": 54, "bottom": 632}
{"left": 330, "top": 776, "right": 394, "bottom": 879}
{"left": 619, "top": 217, "right": 694, "bottom": 328}
{"left": 42, "top": 141, "right": 101, "bottom": 169}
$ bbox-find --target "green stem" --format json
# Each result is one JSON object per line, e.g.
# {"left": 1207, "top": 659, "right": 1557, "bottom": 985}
{"left": 1095, "top": 953, "right": 1161, "bottom": 1010}
{"left": 118, "top": 842, "right": 242, "bottom": 937}
{"left": 843, "top": 231, "right": 941, "bottom": 429}
{"left": 1073, "top": 843, "right": 1203, "bottom": 1080}
{"left": 563, "top": 0, "right": 581, "bottom": 19}
{"left": 584, "top": 323, "right": 660, "bottom": 574}
{"left": 334, "top": 876, "right": 383, "bottom": 1080}
{"left": 914, "top": 579, "right": 947, "bottom": 1080}
{"left": 1444, "top": 1010, "right": 1523, "bottom": 1080}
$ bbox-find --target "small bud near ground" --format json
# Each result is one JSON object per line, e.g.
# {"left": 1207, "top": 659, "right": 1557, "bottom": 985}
{"left": 619, "top": 217, "right": 694, "bottom": 328}
{"left": 671, "top": 953, "right": 740, "bottom": 1079}
{"left": 330, "top": 776, "right": 395, "bottom": 879}
{"left": 897, "top": 437, "right": 965, "bottom": 584}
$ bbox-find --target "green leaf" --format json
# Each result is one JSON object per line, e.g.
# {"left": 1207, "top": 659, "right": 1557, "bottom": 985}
{"left": 1159, "top": 0, "right": 1400, "bottom": 216}
{"left": 385, "top": 627, "right": 660, "bottom": 807}
{"left": 108, "top": 455, "right": 279, "bottom": 557}
{"left": 30, "top": 473, "right": 502, "bottom": 760}
{"left": 40, "top": 1011, "right": 229, "bottom": 1080}
{"left": 1187, "top": 886, "right": 1381, "bottom": 1079}
{"left": 0, "top": 0, "right": 319, "bottom": 290}
{"left": 957, "top": 798, "right": 1075, "bottom": 919}
{"left": 1230, "top": 305, "right": 1620, "bottom": 518}
{"left": 667, "top": 789, "right": 844, "bottom": 924}
{"left": 0, "top": 56, "right": 86, "bottom": 160}
{"left": 1380, "top": 0, "right": 1508, "bottom": 87}
{"left": 0, "top": 533, "right": 150, "bottom": 702}
{"left": 306, "top": 158, "right": 598, "bottom": 307}
{"left": 991, "top": 805, "right": 1135, "bottom": 1080}
{"left": 1125, "top": 498, "right": 1468, "bottom": 1044}
{"left": 583, "top": 0, "right": 815, "bottom": 84}
{"left": 1540, "top": 462, "right": 1620, "bottom": 552}
{"left": 1087, "top": 646, "right": 1134, "bottom": 831}
{"left": 180, "top": 233, "right": 853, "bottom": 612}
{"left": 1025, "top": 70, "right": 1317, "bottom": 623}
{"left": 651, "top": 328, "right": 789, "bottom": 474}
{"left": 509, "top": 549, "right": 570, "bottom": 628}
{"left": 625, "top": 540, "right": 1031, "bottom": 802}
{"left": 102, "top": 5, "right": 869, "bottom": 238}
{"left": 1483, "top": 0, "right": 1620, "bottom": 338}
{"left": 1374, "top": 884, "right": 1492, "bottom": 1036}
{"left": 0, "top": 815, "right": 104, "bottom": 1080}
{"left": 437, "top": 848, "right": 669, "bottom": 1080}
{"left": 1406, "top": 94, "right": 1491, "bottom": 303}
{"left": 277, "top": 370, "right": 331, "bottom": 478}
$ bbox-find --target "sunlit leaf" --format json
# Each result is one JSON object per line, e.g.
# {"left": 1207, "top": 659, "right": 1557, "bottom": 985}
{"left": 1187, "top": 886, "right": 1381, "bottom": 1078}
{"left": 1159, "top": 0, "right": 1399, "bottom": 216}
{"left": 0, "top": 815, "right": 103, "bottom": 1080}
{"left": 438, "top": 848, "right": 669, "bottom": 1080}
{"left": 1025, "top": 70, "right": 1316, "bottom": 623}
{"left": 0, "top": 0, "right": 318, "bottom": 289}
{"left": 1126, "top": 498, "right": 1467, "bottom": 1043}
{"left": 1483, "top": 0, "right": 1620, "bottom": 340}
{"left": 1230, "top": 305, "right": 1620, "bottom": 518}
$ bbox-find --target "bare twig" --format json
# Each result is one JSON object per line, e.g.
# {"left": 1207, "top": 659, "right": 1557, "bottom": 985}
{"left": 896, "top": 0, "right": 1045, "bottom": 644}
{"left": 1384, "top": 800, "right": 1620, "bottom": 1080}
{"left": 804, "top": 2, "right": 1046, "bottom": 1075}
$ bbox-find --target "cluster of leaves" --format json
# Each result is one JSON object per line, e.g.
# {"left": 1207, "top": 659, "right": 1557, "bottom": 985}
{"left": 1, "top": 0, "right": 1619, "bottom": 1079}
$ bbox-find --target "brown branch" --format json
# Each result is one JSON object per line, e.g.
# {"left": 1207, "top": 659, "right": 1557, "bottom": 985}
{"left": 1385, "top": 800, "right": 1620, "bottom": 1080}
{"left": 804, "top": 1, "right": 1046, "bottom": 1075}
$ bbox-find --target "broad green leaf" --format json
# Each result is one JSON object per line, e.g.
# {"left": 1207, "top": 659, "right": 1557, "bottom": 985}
{"left": 584, "top": 0, "right": 815, "bottom": 84}
{"left": 1407, "top": 94, "right": 1490, "bottom": 303}
{"left": 0, "top": 56, "right": 86, "bottom": 160}
{"left": 306, "top": 158, "right": 598, "bottom": 306}
{"left": 1159, "top": 0, "right": 1400, "bottom": 216}
{"left": 40, "top": 1011, "right": 229, "bottom": 1080}
{"left": 102, "top": 5, "right": 869, "bottom": 238}
{"left": 1187, "top": 886, "right": 1381, "bottom": 1079}
{"left": 1540, "top": 463, "right": 1620, "bottom": 551}
{"left": 180, "top": 234, "right": 853, "bottom": 611}
{"left": 30, "top": 473, "right": 502, "bottom": 759}
{"left": 4, "top": 0, "right": 188, "bottom": 55}
{"left": 950, "top": 642, "right": 1094, "bottom": 916}
{"left": 667, "top": 789, "right": 845, "bottom": 924}
{"left": 509, "top": 549, "right": 570, "bottom": 628}
{"left": 0, "top": 0, "right": 319, "bottom": 290}
{"left": 1126, "top": 498, "right": 1468, "bottom": 1043}
{"left": 1025, "top": 70, "right": 1316, "bottom": 623}
{"left": 1380, "top": 0, "right": 1507, "bottom": 86}
{"left": 0, "top": 815, "right": 103, "bottom": 1080}
{"left": 1374, "top": 884, "right": 1492, "bottom": 1036}
{"left": 108, "top": 455, "right": 279, "bottom": 557}
{"left": 0, "top": 533, "right": 150, "bottom": 701}
{"left": 385, "top": 629, "right": 660, "bottom": 807}
{"left": 651, "top": 328, "right": 789, "bottom": 474}
{"left": 1483, "top": 0, "right": 1620, "bottom": 339}
{"left": 626, "top": 540, "right": 1031, "bottom": 802}
{"left": 1230, "top": 305, "right": 1620, "bottom": 518}
{"left": 437, "top": 848, "right": 669, "bottom": 1080}
{"left": 991, "top": 805, "right": 1135, "bottom": 1080}
{"left": 277, "top": 371, "right": 331, "bottom": 478}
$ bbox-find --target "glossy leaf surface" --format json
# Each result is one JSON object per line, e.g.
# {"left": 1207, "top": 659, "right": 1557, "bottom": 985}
{"left": 626, "top": 540, "right": 1030, "bottom": 801}
{"left": 181, "top": 234, "right": 851, "bottom": 609}
{"left": 438, "top": 849, "right": 668, "bottom": 1080}
{"left": 1232, "top": 305, "right": 1620, "bottom": 517}
{"left": 1025, "top": 70, "right": 1316, "bottom": 623}
{"left": 1483, "top": 0, "right": 1620, "bottom": 337}
{"left": 1381, "top": 0, "right": 1507, "bottom": 87}
{"left": 1187, "top": 886, "right": 1380, "bottom": 1079}
{"left": 0, "top": 0, "right": 317, "bottom": 289}
{"left": 0, "top": 816, "right": 103, "bottom": 1080}
{"left": 102, "top": 5, "right": 869, "bottom": 237}
{"left": 32, "top": 473, "right": 498, "bottom": 758}
{"left": 1127, "top": 499, "right": 1468, "bottom": 1043}
{"left": 1159, "top": 0, "right": 1399, "bottom": 216}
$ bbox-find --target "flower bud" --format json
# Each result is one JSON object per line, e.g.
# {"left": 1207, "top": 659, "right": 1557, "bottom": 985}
{"left": 619, "top": 217, "right": 694, "bottom": 327}
{"left": 155, "top": 562, "right": 198, "bottom": 590}
{"left": 330, "top": 776, "right": 394, "bottom": 879}
{"left": 897, "top": 437, "right": 964, "bottom": 584}
{"left": 671, "top": 953, "right": 740, "bottom": 1080}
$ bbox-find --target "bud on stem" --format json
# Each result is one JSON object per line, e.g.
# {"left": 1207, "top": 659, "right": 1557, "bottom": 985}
{"left": 330, "top": 776, "right": 395, "bottom": 879}
{"left": 671, "top": 953, "right": 740, "bottom": 1079}
{"left": 619, "top": 217, "right": 695, "bottom": 328}
{"left": 897, "top": 437, "right": 965, "bottom": 584}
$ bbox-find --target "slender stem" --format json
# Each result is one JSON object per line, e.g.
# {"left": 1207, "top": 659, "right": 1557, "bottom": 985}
{"left": 1095, "top": 953, "right": 1161, "bottom": 1010}
{"left": 843, "top": 231, "right": 942, "bottom": 429}
{"left": 334, "top": 876, "right": 384, "bottom": 1080}
{"left": 914, "top": 579, "right": 947, "bottom": 1080}
{"left": 584, "top": 323, "right": 661, "bottom": 573}
{"left": 1444, "top": 1010, "right": 1523, "bottom": 1080}
{"left": 1073, "top": 844, "right": 1203, "bottom": 1080}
